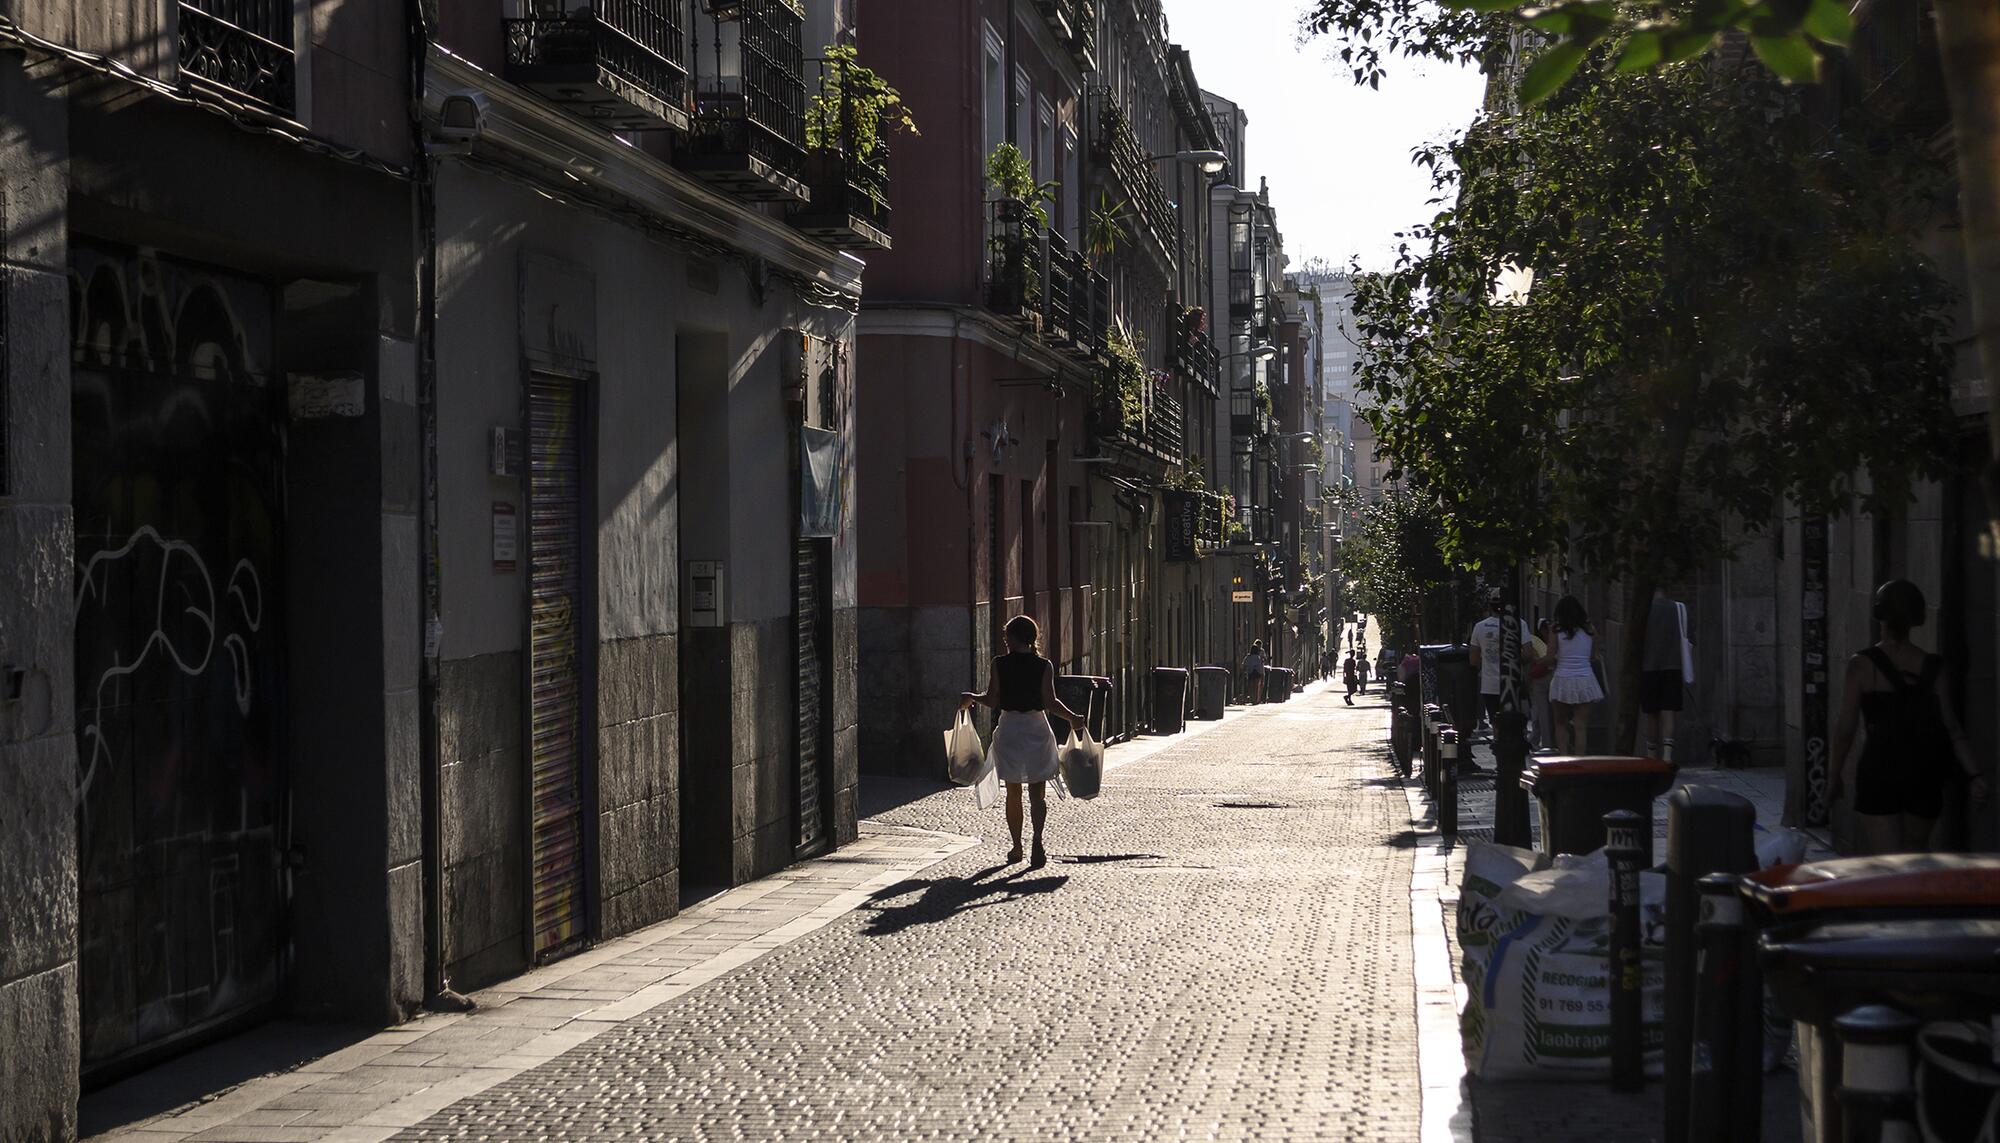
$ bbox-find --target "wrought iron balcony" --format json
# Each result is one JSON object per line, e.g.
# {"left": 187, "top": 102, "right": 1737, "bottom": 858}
{"left": 985, "top": 199, "right": 1043, "bottom": 318}
{"left": 788, "top": 59, "right": 892, "bottom": 249}
{"left": 1089, "top": 89, "right": 1179, "bottom": 267}
{"left": 1035, "top": 0, "right": 1098, "bottom": 71}
{"left": 1145, "top": 380, "right": 1185, "bottom": 460}
{"left": 679, "top": 0, "right": 808, "bottom": 202}
{"left": 504, "top": 1, "right": 692, "bottom": 133}
{"left": 178, "top": 0, "right": 296, "bottom": 115}
{"left": 1230, "top": 387, "right": 1256, "bottom": 439}
{"left": 1173, "top": 308, "right": 1218, "bottom": 395}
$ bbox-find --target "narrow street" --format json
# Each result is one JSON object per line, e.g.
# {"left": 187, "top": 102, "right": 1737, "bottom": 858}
{"left": 91, "top": 683, "right": 1428, "bottom": 1143}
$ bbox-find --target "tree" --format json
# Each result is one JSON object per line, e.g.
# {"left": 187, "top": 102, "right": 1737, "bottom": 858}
{"left": 1305, "top": 0, "right": 2000, "bottom": 557}
{"left": 1346, "top": 56, "right": 1957, "bottom": 748}
{"left": 1336, "top": 485, "right": 1460, "bottom": 652}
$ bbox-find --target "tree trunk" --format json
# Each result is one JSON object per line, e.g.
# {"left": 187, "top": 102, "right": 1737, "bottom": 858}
{"left": 1934, "top": 0, "right": 2000, "bottom": 548}
{"left": 1612, "top": 571, "right": 1658, "bottom": 756}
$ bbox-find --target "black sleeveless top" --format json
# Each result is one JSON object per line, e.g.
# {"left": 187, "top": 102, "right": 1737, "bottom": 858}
{"left": 996, "top": 653, "right": 1050, "bottom": 712}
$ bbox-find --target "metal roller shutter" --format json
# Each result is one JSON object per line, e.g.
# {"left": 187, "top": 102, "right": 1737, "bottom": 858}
{"left": 528, "top": 376, "right": 587, "bottom": 960}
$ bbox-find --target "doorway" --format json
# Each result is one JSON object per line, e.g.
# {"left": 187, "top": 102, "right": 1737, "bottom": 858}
{"left": 676, "top": 332, "right": 734, "bottom": 897}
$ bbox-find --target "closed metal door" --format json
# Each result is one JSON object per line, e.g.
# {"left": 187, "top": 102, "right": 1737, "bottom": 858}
{"left": 528, "top": 376, "right": 587, "bottom": 960}
{"left": 795, "top": 537, "right": 830, "bottom": 856}
{"left": 70, "top": 245, "right": 286, "bottom": 1077}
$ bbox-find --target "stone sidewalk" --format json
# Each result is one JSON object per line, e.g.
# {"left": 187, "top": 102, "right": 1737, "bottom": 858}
{"left": 89, "top": 679, "right": 1427, "bottom": 1143}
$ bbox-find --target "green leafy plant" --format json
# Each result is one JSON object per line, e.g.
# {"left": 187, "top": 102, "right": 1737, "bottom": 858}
{"left": 986, "top": 142, "right": 1057, "bottom": 229}
{"left": 1086, "top": 190, "right": 1131, "bottom": 262}
{"left": 806, "top": 44, "right": 917, "bottom": 163}
{"left": 1100, "top": 330, "right": 1148, "bottom": 427}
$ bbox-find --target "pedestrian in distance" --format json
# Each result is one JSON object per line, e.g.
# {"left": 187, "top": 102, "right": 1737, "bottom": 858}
{"left": 960, "top": 615, "right": 1086, "bottom": 869}
{"left": 1545, "top": 596, "right": 1605, "bottom": 755}
{"left": 1828, "top": 580, "right": 1989, "bottom": 856}
{"left": 1357, "top": 654, "right": 1370, "bottom": 693}
{"left": 1342, "top": 652, "right": 1358, "bottom": 705}
{"left": 1639, "top": 587, "right": 1691, "bottom": 760}
{"left": 1242, "top": 640, "right": 1268, "bottom": 704}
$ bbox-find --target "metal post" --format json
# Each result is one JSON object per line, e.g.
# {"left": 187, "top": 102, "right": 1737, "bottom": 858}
{"left": 1664, "top": 788, "right": 1758, "bottom": 1143}
{"left": 1605, "top": 809, "right": 1645, "bottom": 1092}
{"left": 1439, "top": 728, "right": 1459, "bottom": 838}
{"left": 1423, "top": 703, "right": 1442, "bottom": 800}
{"left": 1690, "top": 872, "right": 1745, "bottom": 1141}
{"left": 1834, "top": 1005, "right": 1921, "bottom": 1143}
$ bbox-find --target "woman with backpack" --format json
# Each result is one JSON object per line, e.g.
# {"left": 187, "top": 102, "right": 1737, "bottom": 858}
{"left": 1829, "top": 580, "right": 1989, "bottom": 855}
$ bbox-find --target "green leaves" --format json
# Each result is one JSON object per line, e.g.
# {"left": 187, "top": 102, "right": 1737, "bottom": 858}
{"left": 1750, "top": 34, "right": 1820, "bottom": 83}
{"left": 1801, "top": 0, "right": 1852, "bottom": 46}
{"left": 1522, "top": 41, "right": 1588, "bottom": 105}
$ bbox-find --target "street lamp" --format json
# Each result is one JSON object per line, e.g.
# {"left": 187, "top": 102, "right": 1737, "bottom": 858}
{"left": 1149, "top": 149, "right": 1229, "bottom": 174}
{"left": 1218, "top": 342, "right": 1277, "bottom": 362}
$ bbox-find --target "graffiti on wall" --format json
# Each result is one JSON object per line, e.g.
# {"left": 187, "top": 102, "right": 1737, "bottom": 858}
{"left": 69, "top": 242, "right": 287, "bottom": 1070}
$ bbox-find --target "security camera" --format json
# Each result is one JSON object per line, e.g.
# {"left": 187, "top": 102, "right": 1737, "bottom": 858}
{"left": 435, "top": 91, "right": 489, "bottom": 144}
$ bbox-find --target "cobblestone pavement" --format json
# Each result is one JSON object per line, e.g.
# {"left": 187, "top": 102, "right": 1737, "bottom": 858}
{"left": 391, "top": 683, "right": 1422, "bottom": 1142}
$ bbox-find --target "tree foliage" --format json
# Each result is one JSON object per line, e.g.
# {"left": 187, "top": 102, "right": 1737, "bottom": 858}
{"left": 1348, "top": 56, "right": 1956, "bottom": 587}
{"left": 1336, "top": 487, "right": 1458, "bottom": 649}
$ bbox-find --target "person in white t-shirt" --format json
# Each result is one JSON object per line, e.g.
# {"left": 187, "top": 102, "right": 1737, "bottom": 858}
{"left": 1467, "top": 594, "right": 1535, "bottom": 731}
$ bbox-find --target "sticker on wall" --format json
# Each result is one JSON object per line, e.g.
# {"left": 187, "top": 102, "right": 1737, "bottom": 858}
{"left": 492, "top": 502, "right": 518, "bottom": 572}
{"left": 287, "top": 373, "right": 366, "bottom": 420}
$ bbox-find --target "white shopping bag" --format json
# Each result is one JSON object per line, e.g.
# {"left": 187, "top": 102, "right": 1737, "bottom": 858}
{"left": 1060, "top": 729, "right": 1103, "bottom": 799}
{"left": 943, "top": 710, "right": 985, "bottom": 785}
{"left": 971, "top": 763, "right": 1000, "bottom": 810}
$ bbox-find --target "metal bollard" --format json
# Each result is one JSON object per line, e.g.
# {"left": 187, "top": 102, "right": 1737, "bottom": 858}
{"left": 1491, "top": 707, "right": 1532, "bottom": 847}
{"left": 1422, "top": 704, "right": 1442, "bottom": 799}
{"left": 1439, "top": 728, "right": 1459, "bottom": 838}
{"left": 1606, "top": 810, "right": 1645, "bottom": 1092}
{"left": 1834, "top": 1005, "right": 1920, "bottom": 1143}
{"left": 1690, "top": 872, "right": 1745, "bottom": 1141}
{"left": 1664, "top": 788, "right": 1758, "bottom": 1143}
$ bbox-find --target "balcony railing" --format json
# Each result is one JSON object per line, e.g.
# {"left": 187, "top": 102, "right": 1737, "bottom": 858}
{"left": 986, "top": 204, "right": 1110, "bottom": 360}
{"left": 504, "top": 1, "right": 691, "bottom": 132}
{"left": 1090, "top": 89, "right": 1179, "bottom": 267}
{"left": 1145, "top": 381, "right": 1185, "bottom": 460}
{"left": 679, "top": 0, "right": 808, "bottom": 202}
{"left": 788, "top": 58, "right": 892, "bottom": 250}
{"left": 1035, "top": 0, "right": 1098, "bottom": 71}
{"left": 179, "top": 0, "right": 296, "bottom": 114}
{"left": 1173, "top": 311, "right": 1219, "bottom": 396}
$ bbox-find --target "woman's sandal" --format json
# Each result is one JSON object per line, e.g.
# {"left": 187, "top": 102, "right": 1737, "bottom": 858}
{"left": 1030, "top": 844, "right": 1047, "bottom": 869}
{"left": 1007, "top": 844, "right": 1023, "bottom": 864}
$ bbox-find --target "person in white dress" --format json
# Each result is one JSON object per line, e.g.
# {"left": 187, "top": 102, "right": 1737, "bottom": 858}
{"left": 960, "top": 616, "right": 1085, "bottom": 868}
{"left": 1542, "top": 595, "right": 1605, "bottom": 754}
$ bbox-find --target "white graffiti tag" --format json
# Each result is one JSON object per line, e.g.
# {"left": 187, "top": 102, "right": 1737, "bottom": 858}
{"left": 73, "top": 527, "right": 265, "bottom": 806}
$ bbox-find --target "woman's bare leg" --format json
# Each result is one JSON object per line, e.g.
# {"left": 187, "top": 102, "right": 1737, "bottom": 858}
{"left": 1029, "top": 782, "right": 1049, "bottom": 865}
{"left": 1902, "top": 813, "right": 1939, "bottom": 854}
{"left": 1550, "top": 702, "right": 1574, "bottom": 753}
{"left": 1571, "top": 703, "right": 1592, "bottom": 755}
{"left": 1005, "top": 783, "right": 1024, "bottom": 860}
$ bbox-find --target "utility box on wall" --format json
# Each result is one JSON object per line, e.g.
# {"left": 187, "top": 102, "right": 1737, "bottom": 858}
{"left": 686, "top": 561, "right": 725, "bottom": 627}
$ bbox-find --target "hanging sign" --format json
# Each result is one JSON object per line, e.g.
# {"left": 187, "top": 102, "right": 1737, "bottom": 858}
{"left": 1163, "top": 490, "right": 1200, "bottom": 562}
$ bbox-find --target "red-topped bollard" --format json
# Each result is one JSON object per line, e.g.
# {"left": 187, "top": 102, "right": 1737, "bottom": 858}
{"left": 1520, "top": 756, "right": 1678, "bottom": 863}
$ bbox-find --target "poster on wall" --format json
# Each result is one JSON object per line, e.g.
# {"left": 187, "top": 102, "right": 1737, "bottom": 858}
{"left": 492, "top": 502, "right": 518, "bottom": 572}
{"left": 800, "top": 426, "right": 842, "bottom": 539}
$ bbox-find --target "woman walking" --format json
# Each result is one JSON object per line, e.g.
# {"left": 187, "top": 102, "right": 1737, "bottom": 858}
{"left": 1242, "top": 641, "right": 1269, "bottom": 704}
{"left": 1828, "top": 580, "right": 1989, "bottom": 855}
{"left": 1342, "top": 652, "right": 1358, "bottom": 706}
{"left": 1544, "top": 596, "right": 1604, "bottom": 754}
{"left": 961, "top": 616, "right": 1085, "bottom": 868}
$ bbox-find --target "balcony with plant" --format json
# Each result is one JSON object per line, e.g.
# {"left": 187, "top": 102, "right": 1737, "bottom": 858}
{"left": 504, "top": 0, "right": 692, "bottom": 132}
{"left": 984, "top": 143, "right": 1056, "bottom": 318}
{"left": 678, "top": 0, "right": 809, "bottom": 202}
{"left": 788, "top": 44, "right": 912, "bottom": 250}
{"left": 1093, "top": 330, "right": 1149, "bottom": 438}
{"left": 1088, "top": 89, "right": 1178, "bottom": 267}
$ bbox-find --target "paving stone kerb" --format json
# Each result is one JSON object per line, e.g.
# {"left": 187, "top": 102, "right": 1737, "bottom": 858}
{"left": 398, "top": 689, "right": 1423, "bottom": 1142}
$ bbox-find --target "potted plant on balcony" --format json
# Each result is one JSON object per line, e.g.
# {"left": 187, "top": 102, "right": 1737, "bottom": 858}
{"left": 1095, "top": 329, "right": 1147, "bottom": 435}
{"left": 986, "top": 143, "right": 1056, "bottom": 314}
{"left": 796, "top": 44, "right": 916, "bottom": 248}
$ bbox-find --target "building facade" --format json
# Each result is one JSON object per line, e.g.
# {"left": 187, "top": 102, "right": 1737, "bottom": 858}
{"left": 854, "top": 0, "right": 1233, "bottom": 772}
{"left": 0, "top": 0, "right": 877, "bottom": 1131}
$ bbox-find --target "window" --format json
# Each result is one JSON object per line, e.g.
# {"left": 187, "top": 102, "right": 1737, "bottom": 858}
{"left": 1061, "top": 129, "right": 1080, "bottom": 241}
{"left": 1036, "top": 97, "right": 1055, "bottom": 188}
{"left": 1014, "top": 68, "right": 1032, "bottom": 158}
{"left": 981, "top": 25, "right": 1005, "bottom": 167}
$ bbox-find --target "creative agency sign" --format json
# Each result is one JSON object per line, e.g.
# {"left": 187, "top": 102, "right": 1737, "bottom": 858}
{"left": 1163, "top": 490, "right": 1200, "bottom": 562}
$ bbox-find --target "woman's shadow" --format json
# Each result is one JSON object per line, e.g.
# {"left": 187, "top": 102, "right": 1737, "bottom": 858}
{"left": 860, "top": 862, "right": 1070, "bottom": 937}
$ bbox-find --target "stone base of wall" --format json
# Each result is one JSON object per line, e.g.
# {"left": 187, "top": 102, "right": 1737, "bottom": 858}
{"left": 857, "top": 604, "right": 987, "bottom": 778}
{"left": 598, "top": 633, "right": 679, "bottom": 940}
{"left": 439, "top": 652, "right": 525, "bottom": 991}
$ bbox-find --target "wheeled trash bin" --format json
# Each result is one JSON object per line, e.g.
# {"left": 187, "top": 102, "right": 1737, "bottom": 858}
{"left": 1520, "top": 756, "right": 1678, "bottom": 861}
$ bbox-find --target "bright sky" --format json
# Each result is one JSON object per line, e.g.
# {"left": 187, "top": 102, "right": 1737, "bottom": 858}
{"left": 1164, "top": 0, "right": 1488, "bottom": 271}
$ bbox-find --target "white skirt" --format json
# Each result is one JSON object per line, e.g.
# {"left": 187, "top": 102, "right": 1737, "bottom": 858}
{"left": 1549, "top": 673, "right": 1605, "bottom": 705}
{"left": 991, "top": 710, "right": 1060, "bottom": 784}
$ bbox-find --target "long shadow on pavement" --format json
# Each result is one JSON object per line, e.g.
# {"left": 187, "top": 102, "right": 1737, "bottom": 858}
{"left": 861, "top": 864, "right": 1071, "bottom": 937}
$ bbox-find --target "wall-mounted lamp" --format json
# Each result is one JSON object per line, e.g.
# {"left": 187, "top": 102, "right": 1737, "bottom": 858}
{"left": 1148, "top": 149, "right": 1229, "bottom": 175}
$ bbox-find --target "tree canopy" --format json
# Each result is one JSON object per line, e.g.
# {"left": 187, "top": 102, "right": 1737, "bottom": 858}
{"left": 1347, "top": 55, "right": 1956, "bottom": 587}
